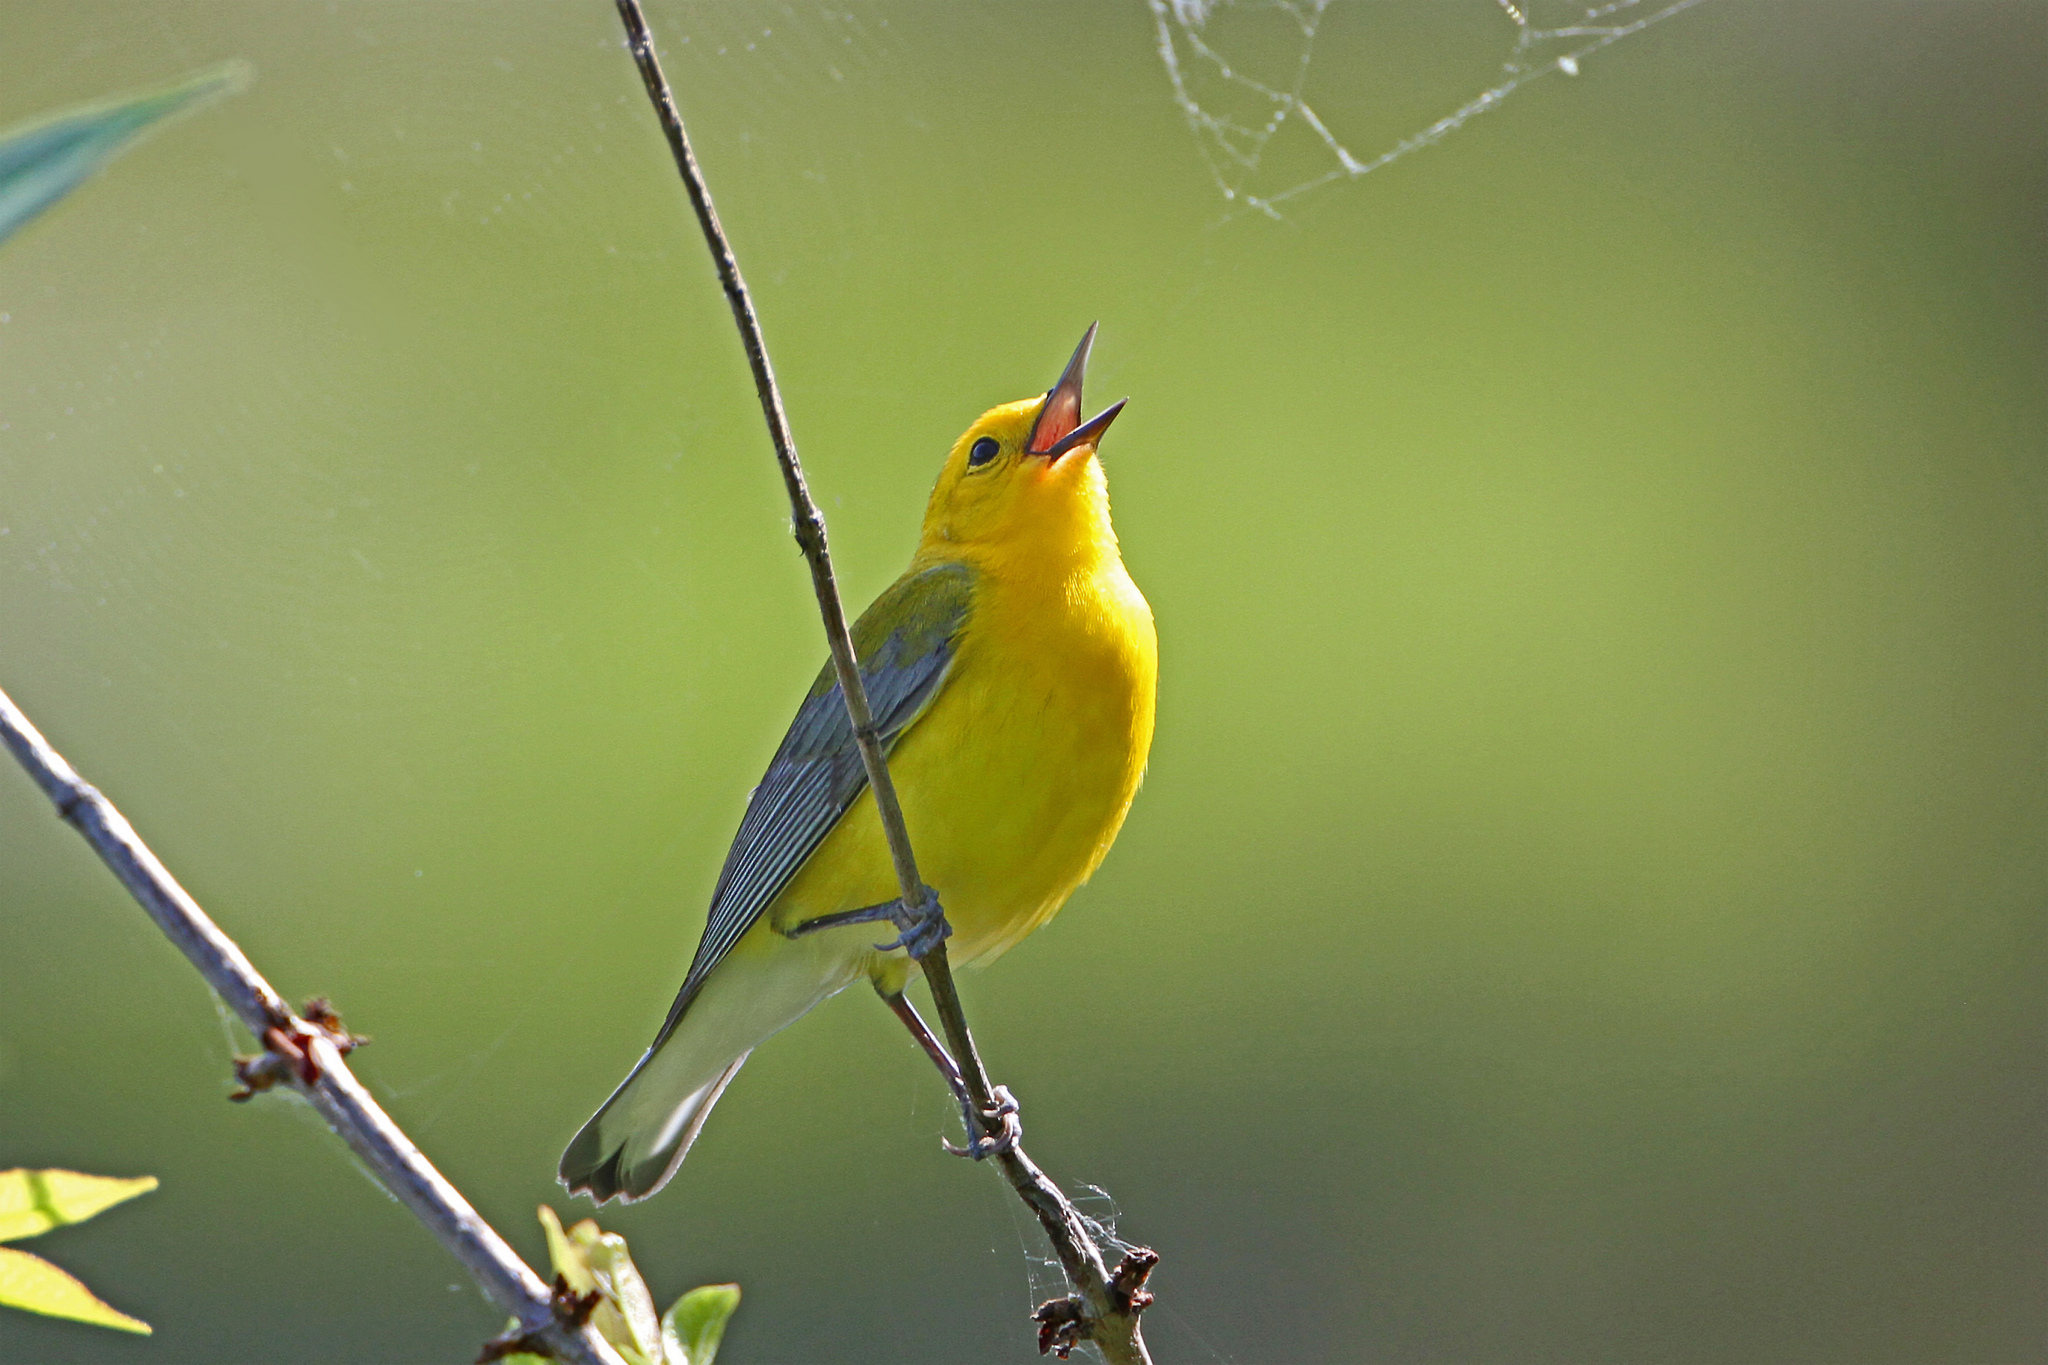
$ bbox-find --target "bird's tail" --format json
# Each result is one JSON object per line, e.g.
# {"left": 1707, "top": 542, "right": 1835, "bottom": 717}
{"left": 559, "top": 934, "right": 861, "bottom": 1203}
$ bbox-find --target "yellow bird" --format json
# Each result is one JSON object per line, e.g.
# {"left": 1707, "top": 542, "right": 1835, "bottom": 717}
{"left": 562, "top": 326, "right": 1156, "bottom": 1203}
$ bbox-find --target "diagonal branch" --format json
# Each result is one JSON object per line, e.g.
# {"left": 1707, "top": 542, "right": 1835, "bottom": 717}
{"left": 0, "top": 689, "right": 626, "bottom": 1365}
{"left": 608, "top": 4, "right": 1154, "bottom": 1361}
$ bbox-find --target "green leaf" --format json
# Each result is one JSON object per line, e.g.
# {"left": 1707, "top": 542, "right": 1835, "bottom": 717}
{"left": 662, "top": 1283, "right": 741, "bottom": 1365}
{"left": 533, "top": 1206, "right": 740, "bottom": 1365}
{"left": 537, "top": 1204, "right": 597, "bottom": 1296}
{"left": 0, "top": 60, "right": 250, "bottom": 247}
{"left": 0, "top": 1169, "right": 158, "bottom": 1243}
{"left": 0, "top": 1247, "right": 150, "bottom": 1333}
{"left": 536, "top": 1205, "right": 663, "bottom": 1365}
{"left": 485, "top": 1314, "right": 551, "bottom": 1365}
{"left": 0, "top": 1170, "right": 157, "bottom": 1335}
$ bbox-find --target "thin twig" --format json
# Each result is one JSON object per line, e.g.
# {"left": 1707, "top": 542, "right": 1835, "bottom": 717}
{"left": 608, "top": 4, "right": 1153, "bottom": 1361}
{"left": 0, "top": 688, "right": 625, "bottom": 1365}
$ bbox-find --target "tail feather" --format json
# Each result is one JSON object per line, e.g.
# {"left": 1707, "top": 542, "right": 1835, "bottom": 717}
{"left": 560, "top": 931, "right": 863, "bottom": 1203}
{"left": 560, "top": 1052, "right": 749, "bottom": 1204}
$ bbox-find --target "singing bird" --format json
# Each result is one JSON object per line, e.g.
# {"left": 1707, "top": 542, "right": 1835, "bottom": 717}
{"left": 560, "top": 327, "right": 1157, "bottom": 1203}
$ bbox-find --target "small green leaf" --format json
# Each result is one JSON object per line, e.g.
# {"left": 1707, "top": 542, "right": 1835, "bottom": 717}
{"left": 0, "top": 1247, "right": 150, "bottom": 1333}
{"left": 537, "top": 1204, "right": 597, "bottom": 1296}
{"left": 0, "top": 60, "right": 251, "bottom": 247}
{"left": 0, "top": 1169, "right": 158, "bottom": 1243}
{"left": 536, "top": 1205, "right": 663, "bottom": 1365}
{"left": 662, "top": 1283, "right": 741, "bottom": 1365}
{"left": 486, "top": 1315, "right": 550, "bottom": 1365}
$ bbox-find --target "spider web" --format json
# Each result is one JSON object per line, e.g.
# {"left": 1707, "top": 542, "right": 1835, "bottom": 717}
{"left": 1147, "top": 0, "right": 1713, "bottom": 217}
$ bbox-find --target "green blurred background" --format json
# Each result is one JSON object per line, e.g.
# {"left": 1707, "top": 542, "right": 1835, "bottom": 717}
{"left": 2, "top": 2, "right": 2043, "bottom": 1361}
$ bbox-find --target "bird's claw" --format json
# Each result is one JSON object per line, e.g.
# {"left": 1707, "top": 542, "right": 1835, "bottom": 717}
{"left": 873, "top": 886, "right": 952, "bottom": 960}
{"left": 945, "top": 1084, "right": 1022, "bottom": 1160}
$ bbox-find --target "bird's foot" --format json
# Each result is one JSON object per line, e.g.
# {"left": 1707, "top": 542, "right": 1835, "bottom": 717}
{"left": 787, "top": 886, "right": 952, "bottom": 960}
{"left": 874, "top": 887, "right": 952, "bottom": 959}
{"left": 945, "top": 1084, "right": 1022, "bottom": 1160}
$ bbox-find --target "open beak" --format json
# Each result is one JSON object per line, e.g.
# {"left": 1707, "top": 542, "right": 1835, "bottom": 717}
{"left": 1024, "top": 322, "right": 1127, "bottom": 460}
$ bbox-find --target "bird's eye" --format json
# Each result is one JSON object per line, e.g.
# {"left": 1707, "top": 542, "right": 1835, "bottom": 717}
{"left": 967, "top": 436, "right": 1001, "bottom": 468}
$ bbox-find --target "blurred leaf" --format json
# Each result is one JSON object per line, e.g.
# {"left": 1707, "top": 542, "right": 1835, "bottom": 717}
{"left": 0, "top": 1247, "right": 150, "bottom": 1334}
{"left": 0, "top": 60, "right": 250, "bottom": 247}
{"left": 536, "top": 1205, "right": 664, "bottom": 1365}
{"left": 0, "top": 1168, "right": 158, "bottom": 1243}
{"left": 662, "top": 1283, "right": 741, "bottom": 1365}
{"left": 486, "top": 1311, "right": 549, "bottom": 1365}
{"left": 537, "top": 1203, "right": 597, "bottom": 1296}
{"left": 490, "top": 1329, "right": 549, "bottom": 1365}
{"left": 0, "top": 1169, "right": 157, "bottom": 1334}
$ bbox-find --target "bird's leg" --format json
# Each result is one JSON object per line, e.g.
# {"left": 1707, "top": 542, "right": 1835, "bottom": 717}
{"left": 880, "top": 987, "right": 1022, "bottom": 1160}
{"left": 786, "top": 885, "right": 952, "bottom": 959}
{"left": 784, "top": 899, "right": 899, "bottom": 937}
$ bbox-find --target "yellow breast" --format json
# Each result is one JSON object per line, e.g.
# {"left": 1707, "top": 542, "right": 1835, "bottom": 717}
{"left": 899, "top": 556, "right": 1156, "bottom": 962}
{"left": 768, "top": 553, "right": 1156, "bottom": 980}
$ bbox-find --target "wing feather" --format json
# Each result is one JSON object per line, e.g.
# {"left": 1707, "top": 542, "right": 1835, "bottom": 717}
{"left": 651, "top": 562, "right": 974, "bottom": 1044}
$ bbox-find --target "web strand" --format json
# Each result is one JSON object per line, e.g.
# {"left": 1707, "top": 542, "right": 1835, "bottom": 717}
{"left": 1147, "top": 0, "right": 1713, "bottom": 218}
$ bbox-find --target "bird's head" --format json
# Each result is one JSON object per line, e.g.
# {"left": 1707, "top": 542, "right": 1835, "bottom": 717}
{"left": 918, "top": 324, "right": 1127, "bottom": 566}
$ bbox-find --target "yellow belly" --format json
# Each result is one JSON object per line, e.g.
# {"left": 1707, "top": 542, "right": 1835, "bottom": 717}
{"left": 763, "top": 556, "right": 1157, "bottom": 986}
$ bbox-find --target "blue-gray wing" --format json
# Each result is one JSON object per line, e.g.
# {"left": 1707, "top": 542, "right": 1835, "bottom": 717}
{"left": 653, "top": 561, "right": 975, "bottom": 1042}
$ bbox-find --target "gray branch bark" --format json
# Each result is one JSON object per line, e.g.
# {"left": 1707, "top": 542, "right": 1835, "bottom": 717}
{"left": 0, "top": 689, "right": 625, "bottom": 1365}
